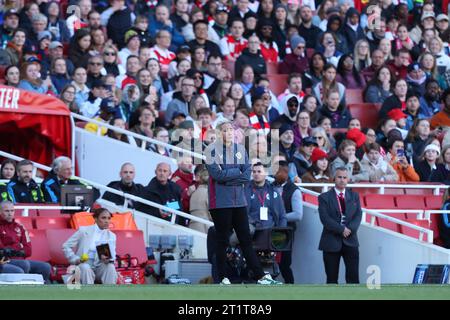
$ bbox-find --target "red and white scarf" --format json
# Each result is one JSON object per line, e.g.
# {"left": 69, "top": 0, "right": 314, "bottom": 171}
{"left": 151, "top": 46, "right": 176, "bottom": 67}
{"left": 223, "top": 35, "right": 248, "bottom": 60}
{"left": 249, "top": 112, "right": 270, "bottom": 135}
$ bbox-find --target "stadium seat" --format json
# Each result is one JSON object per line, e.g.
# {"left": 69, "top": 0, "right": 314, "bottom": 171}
{"left": 358, "top": 193, "right": 365, "bottom": 207}
{"left": 28, "top": 230, "right": 51, "bottom": 262}
{"left": 306, "top": 48, "right": 315, "bottom": 59}
{"left": 395, "top": 195, "right": 426, "bottom": 210}
{"left": 70, "top": 211, "right": 138, "bottom": 230}
{"left": 429, "top": 215, "right": 442, "bottom": 244}
{"left": 38, "top": 208, "right": 63, "bottom": 216}
{"left": 347, "top": 103, "right": 381, "bottom": 129}
{"left": 404, "top": 188, "right": 434, "bottom": 195}
{"left": 223, "top": 59, "right": 235, "bottom": 80}
{"left": 114, "top": 230, "right": 148, "bottom": 265}
{"left": 266, "top": 61, "right": 279, "bottom": 75}
{"left": 345, "top": 89, "right": 364, "bottom": 104}
{"left": 302, "top": 193, "right": 319, "bottom": 206}
{"left": 377, "top": 214, "right": 401, "bottom": 233}
{"left": 35, "top": 217, "right": 71, "bottom": 230}
{"left": 400, "top": 219, "right": 431, "bottom": 242}
{"left": 364, "top": 194, "right": 396, "bottom": 209}
{"left": 16, "top": 204, "right": 38, "bottom": 217}
{"left": 266, "top": 74, "right": 289, "bottom": 96}
{"left": 425, "top": 195, "right": 443, "bottom": 209}
{"left": 14, "top": 216, "right": 35, "bottom": 230}
{"left": 46, "top": 229, "right": 76, "bottom": 265}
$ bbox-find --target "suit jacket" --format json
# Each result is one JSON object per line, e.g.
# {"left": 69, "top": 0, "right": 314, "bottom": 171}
{"left": 318, "top": 188, "right": 362, "bottom": 252}
{"left": 62, "top": 225, "right": 116, "bottom": 266}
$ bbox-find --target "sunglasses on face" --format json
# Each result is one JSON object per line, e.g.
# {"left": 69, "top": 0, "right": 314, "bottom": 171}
{"left": 104, "top": 52, "right": 116, "bottom": 56}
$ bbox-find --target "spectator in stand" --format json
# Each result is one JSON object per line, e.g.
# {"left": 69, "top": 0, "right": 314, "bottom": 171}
{"left": 139, "top": 162, "right": 184, "bottom": 223}
{"left": 87, "top": 10, "right": 102, "bottom": 31}
{"left": 387, "top": 138, "right": 420, "bottom": 182}
{"left": 297, "top": 5, "right": 321, "bottom": 49}
{"left": 331, "top": 139, "right": 369, "bottom": 182}
{"left": 232, "top": 108, "right": 250, "bottom": 144}
{"left": 335, "top": 54, "right": 366, "bottom": 89}
{"left": 257, "top": 18, "right": 280, "bottom": 63}
{"left": 187, "top": 20, "right": 222, "bottom": 58}
{"left": 376, "top": 118, "right": 398, "bottom": 151}
{"left": 4, "top": 65, "right": 20, "bottom": 87}
{"left": 0, "top": 160, "right": 16, "bottom": 181}
{"left": 430, "top": 145, "right": 450, "bottom": 185}
{"left": 129, "top": 106, "right": 155, "bottom": 148}
{"left": 68, "top": 28, "right": 92, "bottom": 69}
{"left": 315, "top": 31, "right": 342, "bottom": 67}
{"left": 277, "top": 124, "right": 297, "bottom": 164}
{"left": 171, "top": 156, "right": 194, "bottom": 212}
{"left": 66, "top": 0, "right": 91, "bottom": 37}
{"left": 318, "top": 115, "right": 336, "bottom": 149}
{"left": 165, "top": 76, "right": 196, "bottom": 125}
{"left": 278, "top": 35, "right": 308, "bottom": 74}
{"left": 301, "top": 147, "right": 332, "bottom": 193}
{"left": 404, "top": 91, "right": 427, "bottom": 131}
{"left": 189, "top": 165, "right": 212, "bottom": 234}
{"left": 415, "top": 144, "right": 441, "bottom": 182}
{"left": 379, "top": 78, "right": 408, "bottom": 119}
{"left": 361, "top": 49, "right": 385, "bottom": 83}
{"left": 313, "top": 64, "right": 345, "bottom": 107}
{"left": 274, "top": 94, "right": 301, "bottom": 127}
{"left": 248, "top": 90, "right": 270, "bottom": 136}
{"left": 80, "top": 79, "right": 106, "bottom": 118}
{"left": 312, "top": 126, "right": 336, "bottom": 159}
{"left": 130, "top": 15, "right": 153, "bottom": 49}
{"left": 0, "top": 201, "right": 51, "bottom": 282}
{"left": 405, "top": 62, "right": 427, "bottom": 97}
{"left": 149, "top": 30, "right": 176, "bottom": 76}
{"left": 386, "top": 48, "right": 410, "bottom": 80}
{"left": 303, "top": 52, "right": 326, "bottom": 89}
{"left": 171, "top": 0, "right": 191, "bottom": 34}
{"left": 292, "top": 136, "right": 317, "bottom": 181}
{"left": 378, "top": 38, "right": 393, "bottom": 62}
{"left": 235, "top": 35, "right": 267, "bottom": 77}
{"left": 430, "top": 88, "right": 450, "bottom": 130}
{"left": 149, "top": 4, "right": 184, "bottom": 51}
{"left": 220, "top": 19, "right": 248, "bottom": 62}
{"left": 102, "top": 163, "right": 144, "bottom": 208}
{"left": 50, "top": 57, "right": 71, "bottom": 94}
{"left": 118, "top": 30, "right": 141, "bottom": 70}
{"left": 72, "top": 67, "right": 90, "bottom": 107}
{"left": 102, "top": 0, "right": 135, "bottom": 49}
{"left": 319, "top": 89, "right": 351, "bottom": 129}
{"left": 7, "top": 160, "right": 43, "bottom": 204}
{"left": 346, "top": 127, "right": 366, "bottom": 161}
{"left": 0, "top": 9, "right": 20, "bottom": 49}
{"left": 90, "top": 28, "right": 107, "bottom": 56}
{"left": 63, "top": 208, "right": 118, "bottom": 285}
{"left": 149, "top": 127, "right": 172, "bottom": 157}
{"left": 353, "top": 40, "right": 371, "bottom": 73}
{"left": 60, "top": 84, "right": 80, "bottom": 114}
{"left": 361, "top": 142, "right": 398, "bottom": 182}
{"left": 393, "top": 24, "right": 415, "bottom": 55}
{"left": 364, "top": 66, "right": 394, "bottom": 104}
{"left": 18, "top": 61, "right": 53, "bottom": 94}
{"left": 406, "top": 118, "right": 432, "bottom": 165}
{"left": 277, "top": 73, "right": 304, "bottom": 105}
{"left": 84, "top": 98, "right": 116, "bottom": 136}
{"left": 419, "top": 78, "right": 442, "bottom": 118}
{"left": 4, "top": 28, "right": 26, "bottom": 67}
{"left": 293, "top": 110, "right": 312, "bottom": 146}
{"left": 342, "top": 8, "right": 365, "bottom": 54}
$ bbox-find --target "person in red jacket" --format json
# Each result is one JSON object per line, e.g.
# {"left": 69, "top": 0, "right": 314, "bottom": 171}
{"left": 278, "top": 35, "right": 308, "bottom": 74}
{"left": 0, "top": 201, "right": 51, "bottom": 283}
{"left": 171, "top": 156, "right": 195, "bottom": 212}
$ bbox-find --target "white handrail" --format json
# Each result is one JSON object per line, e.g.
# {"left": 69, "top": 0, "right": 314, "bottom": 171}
{"left": 71, "top": 113, "right": 205, "bottom": 160}
{"left": 0, "top": 150, "right": 214, "bottom": 228}
{"left": 298, "top": 186, "right": 434, "bottom": 243}
{"left": 423, "top": 210, "right": 450, "bottom": 220}
{"left": 297, "top": 183, "right": 446, "bottom": 195}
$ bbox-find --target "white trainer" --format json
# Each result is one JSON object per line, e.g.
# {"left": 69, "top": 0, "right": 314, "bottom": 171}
{"left": 257, "top": 274, "right": 283, "bottom": 285}
{"left": 220, "top": 277, "right": 231, "bottom": 285}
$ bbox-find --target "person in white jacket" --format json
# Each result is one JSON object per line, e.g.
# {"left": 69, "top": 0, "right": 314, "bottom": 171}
{"left": 62, "top": 208, "right": 118, "bottom": 285}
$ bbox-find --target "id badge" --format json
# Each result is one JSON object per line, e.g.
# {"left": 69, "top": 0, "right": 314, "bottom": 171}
{"left": 166, "top": 201, "right": 180, "bottom": 210}
{"left": 260, "top": 207, "right": 268, "bottom": 221}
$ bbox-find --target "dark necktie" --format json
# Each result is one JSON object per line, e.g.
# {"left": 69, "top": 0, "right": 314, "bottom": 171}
{"left": 338, "top": 192, "right": 346, "bottom": 215}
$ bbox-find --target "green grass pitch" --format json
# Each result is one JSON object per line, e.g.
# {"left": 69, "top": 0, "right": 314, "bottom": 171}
{"left": 0, "top": 284, "right": 449, "bottom": 300}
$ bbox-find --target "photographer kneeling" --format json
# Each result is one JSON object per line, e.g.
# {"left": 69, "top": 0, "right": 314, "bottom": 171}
{"left": 0, "top": 201, "right": 51, "bottom": 283}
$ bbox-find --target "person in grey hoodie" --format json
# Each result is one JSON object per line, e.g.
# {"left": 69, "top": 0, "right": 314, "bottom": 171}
{"left": 205, "top": 120, "right": 281, "bottom": 285}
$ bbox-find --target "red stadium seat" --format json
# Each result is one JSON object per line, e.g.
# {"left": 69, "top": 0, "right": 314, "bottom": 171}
{"left": 46, "top": 229, "right": 76, "bottom": 265}
{"left": 38, "top": 208, "right": 63, "bottom": 216}
{"left": 266, "top": 61, "right": 279, "bottom": 75}
{"left": 400, "top": 219, "right": 431, "bottom": 242}
{"left": 306, "top": 48, "right": 315, "bottom": 59}
{"left": 345, "top": 89, "right": 364, "bottom": 104}
{"left": 364, "top": 194, "right": 396, "bottom": 209}
{"left": 395, "top": 195, "right": 426, "bottom": 210}
{"left": 359, "top": 193, "right": 365, "bottom": 207}
{"left": 114, "top": 230, "right": 148, "bottom": 265}
{"left": 14, "top": 216, "right": 35, "bottom": 230}
{"left": 35, "top": 217, "right": 70, "bottom": 230}
{"left": 28, "top": 230, "right": 51, "bottom": 262}
{"left": 347, "top": 103, "right": 381, "bottom": 129}
{"left": 425, "top": 195, "right": 443, "bottom": 209}
{"left": 267, "top": 74, "right": 289, "bottom": 96}
{"left": 223, "top": 59, "right": 235, "bottom": 80}
{"left": 429, "top": 215, "right": 442, "bottom": 244}
{"left": 404, "top": 188, "right": 434, "bottom": 195}
{"left": 377, "top": 214, "right": 401, "bottom": 233}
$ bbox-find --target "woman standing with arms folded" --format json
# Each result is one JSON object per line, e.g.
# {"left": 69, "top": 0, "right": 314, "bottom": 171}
{"left": 205, "top": 120, "right": 281, "bottom": 285}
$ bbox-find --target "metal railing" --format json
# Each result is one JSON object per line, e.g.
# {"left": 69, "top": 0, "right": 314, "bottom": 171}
{"left": 0, "top": 150, "right": 213, "bottom": 229}
{"left": 71, "top": 113, "right": 205, "bottom": 160}
{"left": 14, "top": 205, "right": 82, "bottom": 216}
{"left": 297, "top": 183, "right": 447, "bottom": 195}
{"left": 298, "top": 186, "right": 435, "bottom": 243}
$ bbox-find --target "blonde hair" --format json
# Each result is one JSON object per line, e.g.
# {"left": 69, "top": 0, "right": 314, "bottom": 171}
{"left": 354, "top": 40, "right": 372, "bottom": 72}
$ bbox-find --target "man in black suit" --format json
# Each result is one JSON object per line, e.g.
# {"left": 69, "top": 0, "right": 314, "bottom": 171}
{"left": 318, "top": 166, "right": 362, "bottom": 284}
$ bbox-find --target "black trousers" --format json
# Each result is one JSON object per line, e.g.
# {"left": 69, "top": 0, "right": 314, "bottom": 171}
{"left": 210, "top": 207, "right": 265, "bottom": 281}
{"left": 323, "top": 244, "right": 359, "bottom": 284}
{"left": 279, "top": 250, "right": 294, "bottom": 284}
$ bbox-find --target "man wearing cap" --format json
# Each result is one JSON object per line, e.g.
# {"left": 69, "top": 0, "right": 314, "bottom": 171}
{"left": 118, "top": 30, "right": 141, "bottom": 69}
{"left": 211, "top": 5, "right": 229, "bottom": 39}
{"left": 406, "top": 62, "right": 427, "bottom": 96}
{"left": 279, "top": 35, "right": 308, "bottom": 74}
{"left": 149, "top": 4, "right": 185, "bottom": 50}
{"left": 41, "top": 41, "right": 75, "bottom": 76}
{"left": 436, "top": 14, "right": 449, "bottom": 37}
{"left": 292, "top": 136, "right": 318, "bottom": 180}
{"left": 0, "top": 9, "right": 20, "bottom": 49}
{"left": 149, "top": 30, "right": 176, "bottom": 75}
{"left": 165, "top": 76, "right": 196, "bottom": 124}
{"left": 219, "top": 19, "right": 248, "bottom": 61}
{"left": 405, "top": 91, "right": 427, "bottom": 130}
{"left": 419, "top": 78, "right": 442, "bottom": 118}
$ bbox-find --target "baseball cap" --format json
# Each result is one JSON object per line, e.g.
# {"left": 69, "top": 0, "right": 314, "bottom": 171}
{"left": 301, "top": 136, "right": 319, "bottom": 147}
{"left": 436, "top": 14, "right": 449, "bottom": 22}
{"left": 37, "top": 31, "right": 52, "bottom": 42}
{"left": 387, "top": 109, "right": 407, "bottom": 122}
{"left": 216, "top": 4, "right": 229, "bottom": 14}
{"left": 176, "top": 45, "right": 191, "bottom": 54}
{"left": 421, "top": 11, "right": 436, "bottom": 21}
{"left": 407, "top": 62, "right": 421, "bottom": 73}
{"left": 179, "top": 120, "right": 195, "bottom": 129}
{"left": 49, "top": 41, "right": 64, "bottom": 50}
{"left": 171, "top": 111, "right": 187, "bottom": 121}
{"left": 252, "top": 86, "right": 269, "bottom": 101}
{"left": 4, "top": 9, "right": 20, "bottom": 19}
{"left": 91, "top": 79, "right": 106, "bottom": 89}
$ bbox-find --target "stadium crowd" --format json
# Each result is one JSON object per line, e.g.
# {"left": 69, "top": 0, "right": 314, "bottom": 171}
{"left": 1, "top": 0, "right": 450, "bottom": 284}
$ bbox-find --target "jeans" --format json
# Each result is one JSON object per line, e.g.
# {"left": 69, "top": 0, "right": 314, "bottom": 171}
{"left": 4, "top": 259, "right": 52, "bottom": 284}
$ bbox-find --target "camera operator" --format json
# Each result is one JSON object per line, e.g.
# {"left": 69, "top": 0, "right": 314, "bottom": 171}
{"left": 0, "top": 201, "right": 51, "bottom": 283}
